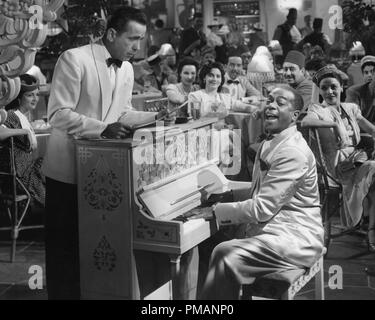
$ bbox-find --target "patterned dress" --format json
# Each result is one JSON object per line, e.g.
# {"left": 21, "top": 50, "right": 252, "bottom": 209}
{"left": 306, "top": 102, "right": 375, "bottom": 227}
{"left": 0, "top": 110, "right": 45, "bottom": 207}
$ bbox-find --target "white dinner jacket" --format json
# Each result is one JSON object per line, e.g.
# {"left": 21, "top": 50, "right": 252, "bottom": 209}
{"left": 43, "top": 42, "right": 156, "bottom": 183}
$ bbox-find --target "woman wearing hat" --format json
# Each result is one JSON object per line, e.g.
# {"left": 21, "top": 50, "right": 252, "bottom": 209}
{"left": 0, "top": 74, "right": 45, "bottom": 207}
{"left": 302, "top": 65, "right": 375, "bottom": 251}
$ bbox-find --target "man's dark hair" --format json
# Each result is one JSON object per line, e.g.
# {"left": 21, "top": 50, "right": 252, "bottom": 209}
{"left": 274, "top": 84, "right": 304, "bottom": 111}
{"left": 106, "top": 6, "right": 147, "bottom": 34}
{"left": 361, "top": 61, "right": 375, "bottom": 73}
{"left": 177, "top": 57, "right": 199, "bottom": 82}
{"left": 287, "top": 8, "right": 297, "bottom": 19}
{"left": 155, "top": 19, "right": 164, "bottom": 29}
{"left": 199, "top": 61, "right": 226, "bottom": 92}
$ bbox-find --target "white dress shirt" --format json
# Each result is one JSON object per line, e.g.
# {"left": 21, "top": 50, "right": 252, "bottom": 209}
{"left": 102, "top": 45, "right": 117, "bottom": 99}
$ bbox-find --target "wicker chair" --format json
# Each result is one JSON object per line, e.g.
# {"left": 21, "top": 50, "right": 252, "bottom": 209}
{"left": 0, "top": 136, "right": 43, "bottom": 262}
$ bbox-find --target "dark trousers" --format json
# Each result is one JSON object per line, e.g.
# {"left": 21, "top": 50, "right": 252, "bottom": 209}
{"left": 45, "top": 177, "right": 80, "bottom": 300}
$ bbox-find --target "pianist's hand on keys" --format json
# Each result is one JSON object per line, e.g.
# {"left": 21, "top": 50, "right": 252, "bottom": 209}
{"left": 187, "top": 207, "right": 215, "bottom": 221}
{"left": 200, "top": 190, "right": 234, "bottom": 207}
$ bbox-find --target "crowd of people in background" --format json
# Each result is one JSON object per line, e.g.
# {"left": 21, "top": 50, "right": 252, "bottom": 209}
{"left": 131, "top": 7, "right": 372, "bottom": 107}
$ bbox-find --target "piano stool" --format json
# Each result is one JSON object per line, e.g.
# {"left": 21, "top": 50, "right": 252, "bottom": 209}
{"left": 240, "top": 248, "right": 326, "bottom": 300}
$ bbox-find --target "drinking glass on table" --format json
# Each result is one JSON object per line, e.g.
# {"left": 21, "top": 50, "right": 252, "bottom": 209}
{"left": 190, "top": 101, "right": 201, "bottom": 120}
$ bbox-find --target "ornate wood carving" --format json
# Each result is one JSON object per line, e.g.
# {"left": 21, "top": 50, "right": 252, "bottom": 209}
{"left": 0, "top": 0, "right": 64, "bottom": 106}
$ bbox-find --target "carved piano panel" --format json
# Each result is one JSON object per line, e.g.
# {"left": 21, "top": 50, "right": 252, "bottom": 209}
{"left": 77, "top": 144, "right": 136, "bottom": 299}
{"left": 76, "top": 119, "right": 219, "bottom": 299}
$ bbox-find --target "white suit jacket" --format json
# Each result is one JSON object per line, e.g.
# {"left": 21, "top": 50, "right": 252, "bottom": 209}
{"left": 215, "top": 126, "right": 324, "bottom": 267}
{"left": 43, "top": 42, "right": 156, "bottom": 184}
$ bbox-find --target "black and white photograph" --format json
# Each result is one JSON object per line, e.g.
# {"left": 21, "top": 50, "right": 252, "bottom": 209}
{"left": 0, "top": 0, "right": 375, "bottom": 306}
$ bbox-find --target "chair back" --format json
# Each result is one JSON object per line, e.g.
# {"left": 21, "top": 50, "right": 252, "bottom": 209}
{"left": 308, "top": 128, "right": 341, "bottom": 189}
{"left": 0, "top": 137, "right": 17, "bottom": 198}
{"left": 308, "top": 127, "right": 343, "bottom": 228}
{"left": 0, "top": 136, "right": 30, "bottom": 203}
{"left": 0, "top": 135, "right": 37, "bottom": 263}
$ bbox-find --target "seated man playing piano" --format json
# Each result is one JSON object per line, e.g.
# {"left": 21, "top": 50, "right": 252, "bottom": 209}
{"left": 192, "top": 86, "right": 324, "bottom": 300}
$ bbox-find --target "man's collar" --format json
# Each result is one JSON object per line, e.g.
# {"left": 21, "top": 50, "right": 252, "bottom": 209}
{"left": 292, "top": 76, "right": 307, "bottom": 88}
{"left": 225, "top": 73, "right": 241, "bottom": 82}
{"left": 369, "top": 80, "right": 375, "bottom": 94}
{"left": 266, "top": 125, "right": 297, "bottom": 141}
{"left": 100, "top": 40, "right": 112, "bottom": 60}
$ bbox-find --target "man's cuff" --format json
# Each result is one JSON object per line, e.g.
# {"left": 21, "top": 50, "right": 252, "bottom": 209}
{"left": 100, "top": 125, "right": 109, "bottom": 139}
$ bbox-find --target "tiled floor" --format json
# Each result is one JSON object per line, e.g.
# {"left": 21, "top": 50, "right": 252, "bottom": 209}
{"left": 0, "top": 226, "right": 375, "bottom": 300}
{"left": 0, "top": 241, "right": 47, "bottom": 300}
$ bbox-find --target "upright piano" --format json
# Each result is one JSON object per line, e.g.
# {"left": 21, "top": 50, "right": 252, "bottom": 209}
{"left": 76, "top": 118, "right": 251, "bottom": 299}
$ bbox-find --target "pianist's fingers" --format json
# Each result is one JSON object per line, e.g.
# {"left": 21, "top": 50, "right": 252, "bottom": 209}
{"left": 188, "top": 207, "right": 215, "bottom": 221}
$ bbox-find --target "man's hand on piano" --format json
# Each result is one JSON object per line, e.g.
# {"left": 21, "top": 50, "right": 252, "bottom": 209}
{"left": 101, "top": 122, "right": 132, "bottom": 139}
{"left": 200, "top": 190, "right": 234, "bottom": 207}
{"left": 187, "top": 207, "right": 215, "bottom": 221}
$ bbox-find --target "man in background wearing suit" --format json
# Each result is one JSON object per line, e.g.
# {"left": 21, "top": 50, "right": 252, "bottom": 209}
{"left": 222, "top": 55, "right": 260, "bottom": 100}
{"left": 192, "top": 86, "right": 324, "bottom": 300}
{"left": 346, "top": 55, "right": 375, "bottom": 124}
{"left": 43, "top": 6, "right": 164, "bottom": 299}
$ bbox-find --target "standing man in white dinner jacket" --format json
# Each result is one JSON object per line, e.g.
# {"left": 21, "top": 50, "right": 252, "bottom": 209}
{"left": 43, "top": 6, "right": 163, "bottom": 299}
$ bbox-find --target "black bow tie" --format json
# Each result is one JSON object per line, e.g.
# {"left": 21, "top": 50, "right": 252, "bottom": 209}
{"left": 106, "top": 58, "right": 122, "bottom": 68}
{"left": 227, "top": 80, "right": 240, "bottom": 85}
